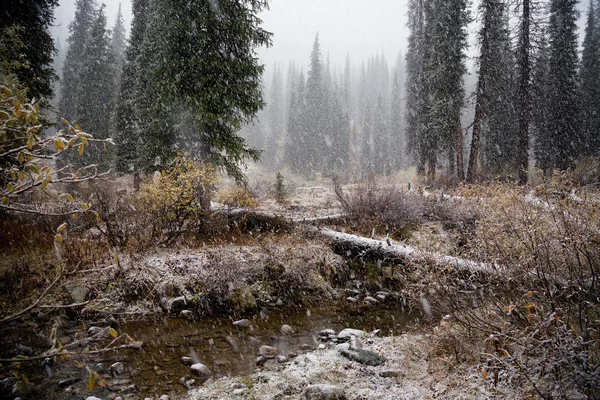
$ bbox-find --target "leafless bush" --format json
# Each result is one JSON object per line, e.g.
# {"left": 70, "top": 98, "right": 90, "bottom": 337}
{"left": 435, "top": 182, "right": 600, "bottom": 398}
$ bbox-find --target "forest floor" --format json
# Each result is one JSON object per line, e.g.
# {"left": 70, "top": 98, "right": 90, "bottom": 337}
{"left": 0, "top": 167, "right": 598, "bottom": 399}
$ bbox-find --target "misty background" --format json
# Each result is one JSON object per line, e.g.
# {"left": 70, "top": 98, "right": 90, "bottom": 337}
{"left": 51, "top": 0, "right": 590, "bottom": 79}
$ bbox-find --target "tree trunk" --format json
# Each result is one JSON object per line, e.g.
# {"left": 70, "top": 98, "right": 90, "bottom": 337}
{"left": 455, "top": 116, "right": 465, "bottom": 182}
{"left": 468, "top": 79, "right": 486, "bottom": 183}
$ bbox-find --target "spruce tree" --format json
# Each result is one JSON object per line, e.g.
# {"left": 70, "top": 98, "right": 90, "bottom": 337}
{"left": 390, "top": 70, "right": 404, "bottom": 171}
{"left": 60, "top": 0, "right": 97, "bottom": 123}
{"left": 135, "top": 0, "right": 271, "bottom": 182}
{"left": 532, "top": 31, "right": 553, "bottom": 173}
{"left": 0, "top": 0, "right": 58, "bottom": 100}
{"left": 267, "top": 64, "right": 285, "bottom": 166}
{"left": 467, "top": 0, "right": 510, "bottom": 181}
{"left": 542, "top": 0, "right": 581, "bottom": 171}
{"left": 111, "top": 3, "right": 127, "bottom": 86}
{"left": 303, "top": 33, "right": 326, "bottom": 172}
{"left": 74, "top": 4, "right": 117, "bottom": 168}
{"left": 420, "top": 0, "right": 469, "bottom": 180}
{"left": 405, "top": 0, "right": 426, "bottom": 173}
{"left": 114, "top": 0, "right": 148, "bottom": 172}
{"left": 580, "top": 0, "right": 600, "bottom": 156}
{"left": 286, "top": 71, "right": 306, "bottom": 172}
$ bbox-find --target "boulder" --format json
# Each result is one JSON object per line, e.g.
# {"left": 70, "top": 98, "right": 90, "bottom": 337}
{"left": 304, "top": 384, "right": 347, "bottom": 400}
{"left": 318, "top": 329, "right": 336, "bottom": 337}
{"left": 65, "top": 285, "right": 89, "bottom": 303}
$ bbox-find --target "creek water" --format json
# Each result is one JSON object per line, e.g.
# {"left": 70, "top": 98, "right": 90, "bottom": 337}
{"left": 115, "top": 303, "right": 417, "bottom": 398}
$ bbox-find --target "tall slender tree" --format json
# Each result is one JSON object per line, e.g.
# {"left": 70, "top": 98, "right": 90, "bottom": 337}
{"left": 303, "top": 33, "right": 326, "bottom": 172}
{"left": 111, "top": 3, "right": 127, "bottom": 86}
{"left": 74, "top": 5, "right": 116, "bottom": 168}
{"left": 580, "top": 0, "right": 600, "bottom": 156}
{"left": 114, "top": 0, "right": 149, "bottom": 172}
{"left": 60, "top": 0, "right": 97, "bottom": 122}
{"left": 539, "top": 0, "right": 581, "bottom": 171}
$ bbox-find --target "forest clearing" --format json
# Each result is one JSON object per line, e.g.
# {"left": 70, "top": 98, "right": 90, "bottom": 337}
{"left": 2, "top": 0, "right": 600, "bottom": 399}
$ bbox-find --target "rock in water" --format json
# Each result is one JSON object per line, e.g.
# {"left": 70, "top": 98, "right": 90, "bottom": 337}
{"left": 233, "top": 319, "right": 251, "bottom": 328}
{"left": 280, "top": 324, "right": 294, "bottom": 335}
{"left": 181, "top": 356, "right": 194, "bottom": 366}
{"left": 190, "top": 363, "right": 211, "bottom": 378}
{"left": 305, "top": 384, "right": 347, "bottom": 400}
{"left": 259, "top": 345, "right": 278, "bottom": 358}
{"left": 339, "top": 348, "right": 385, "bottom": 366}
{"left": 337, "top": 328, "right": 367, "bottom": 340}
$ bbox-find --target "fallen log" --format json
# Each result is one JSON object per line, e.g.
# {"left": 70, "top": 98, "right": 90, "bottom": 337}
{"left": 317, "top": 228, "right": 501, "bottom": 276}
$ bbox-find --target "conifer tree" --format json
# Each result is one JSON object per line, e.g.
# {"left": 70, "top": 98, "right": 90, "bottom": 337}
{"left": 532, "top": 31, "right": 553, "bottom": 173}
{"left": 267, "top": 64, "right": 285, "bottom": 165}
{"left": 286, "top": 71, "right": 306, "bottom": 172}
{"left": 114, "top": 0, "right": 148, "bottom": 172}
{"left": 60, "top": 0, "right": 97, "bottom": 122}
{"left": 405, "top": 0, "right": 426, "bottom": 172}
{"left": 74, "top": 5, "right": 116, "bottom": 168}
{"left": 467, "top": 0, "right": 510, "bottom": 181}
{"left": 390, "top": 70, "right": 404, "bottom": 171}
{"left": 303, "top": 33, "right": 326, "bottom": 171}
{"left": 111, "top": 3, "right": 127, "bottom": 86}
{"left": 541, "top": 0, "right": 581, "bottom": 171}
{"left": 134, "top": 0, "right": 271, "bottom": 182}
{"left": 580, "top": 0, "right": 600, "bottom": 156}
{"left": 0, "top": 0, "right": 58, "bottom": 100}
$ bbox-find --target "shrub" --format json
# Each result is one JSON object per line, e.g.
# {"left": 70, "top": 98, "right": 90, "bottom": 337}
{"left": 137, "top": 154, "right": 218, "bottom": 246}
{"left": 274, "top": 171, "right": 286, "bottom": 203}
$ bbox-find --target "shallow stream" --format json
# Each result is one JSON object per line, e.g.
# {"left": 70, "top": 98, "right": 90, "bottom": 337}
{"left": 115, "top": 303, "right": 417, "bottom": 398}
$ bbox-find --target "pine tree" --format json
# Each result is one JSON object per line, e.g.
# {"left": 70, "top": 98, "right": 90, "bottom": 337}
{"left": 135, "top": 0, "right": 271, "bottom": 182}
{"left": 390, "top": 69, "right": 404, "bottom": 171}
{"left": 111, "top": 3, "right": 127, "bottom": 86}
{"left": 0, "top": 0, "right": 58, "bottom": 100}
{"left": 516, "top": 0, "right": 533, "bottom": 183}
{"left": 580, "top": 0, "right": 600, "bottom": 156}
{"left": 541, "top": 0, "right": 581, "bottom": 171}
{"left": 405, "top": 0, "right": 426, "bottom": 173}
{"left": 286, "top": 71, "right": 306, "bottom": 172}
{"left": 60, "top": 0, "right": 97, "bottom": 123}
{"left": 74, "top": 4, "right": 117, "bottom": 168}
{"left": 303, "top": 33, "right": 326, "bottom": 172}
{"left": 533, "top": 31, "right": 553, "bottom": 173}
{"left": 114, "top": 0, "right": 148, "bottom": 172}
{"left": 267, "top": 64, "right": 285, "bottom": 166}
{"left": 420, "top": 0, "right": 470, "bottom": 180}
{"left": 467, "top": 0, "right": 510, "bottom": 181}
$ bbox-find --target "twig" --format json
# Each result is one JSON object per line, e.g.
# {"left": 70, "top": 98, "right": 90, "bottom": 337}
{"left": 37, "top": 301, "right": 90, "bottom": 309}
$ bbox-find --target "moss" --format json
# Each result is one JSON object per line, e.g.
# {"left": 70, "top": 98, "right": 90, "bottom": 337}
{"left": 227, "top": 286, "right": 257, "bottom": 313}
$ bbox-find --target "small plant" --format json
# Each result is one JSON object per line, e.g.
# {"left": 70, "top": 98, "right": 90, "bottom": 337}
{"left": 274, "top": 172, "right": 286, "bottom": 203}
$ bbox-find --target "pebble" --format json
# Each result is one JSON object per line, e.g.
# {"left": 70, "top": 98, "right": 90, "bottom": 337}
{"left": 318, "top": 344, "right": 326, "bottom": 350}
{"left": 280, "top": 324, "right": 294, "bottom": 335}
{"left": 255, "top": 356, "right": 267, "bottom": 366}
{"left": 276, "top": 298, "right": 284, "bottom": 306}
{"left": 338, "top": 328, "right": 367, "bottom": 339}
{"left": 304, "top": 384, "right": 347, "bottom": 400}
{"left": 180, "top": 310, "right": 194, "bottom": 320}
{"left": 87, "top": 326, "right": 107, "bottom": 336}
{"left": 159, "top": 396, "right": 170, "bottom": 400}
{"left": 318, "top": 329, "right": 336, "bottom": 337}
{"left": 346, "top": 297, "right": 358, "bottom": 303}
{"left": 110, "top": 362, "right": 125, "bottom": 376}
{"left": 364, "top": 296, "right": 378, "bottom": 304}
{"left": 259, "top": 345, "right": 278, "bottom": 358}
{"left": 379, "top": 370, "right": 403, "bottom": 378}
{"left": 233, "top": 319, "right": 251, "bottom": 328}
{"left": 190, "top": 363, "right": 211, "bottom": 378}
{"left": 233, "top": 388, "right": 246, "bottom": 395}
{"left": 276, "top": 355, "right": 288, "bottom": 363}
{"left": 181, "top": 356, "right": 194, "bottom": 365}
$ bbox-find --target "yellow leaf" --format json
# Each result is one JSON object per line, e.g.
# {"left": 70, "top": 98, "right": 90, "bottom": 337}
{"left": 54, "top": 138, "right": 65, "bottom": 152}
{"left": 72, "top": 214, "right": 78, "bottom": 221}
{"left": 60, "top": 118, "right": 69, "bottom": 125}
{"left": 88, "top": 374, "right": 95, "bottom": 391}
{"left": 109, "top": 327, "right": 118, "bottom": 338}
{"left": 67, "top": 194, "right": 74, "bottom": 203}
{"left": 17, "top": 151, "right": 25, "bottom": 163}
{"left": 78, "top": 143, "right": 85, "bottom": 156}
{"left": 57, "top": 223, "right": 67, "bottom": 233}
{"left": 55, "top": 234, "right": 63, "bottom": 243}
{"left": 22, "top": 375, "right": 29, "bottom": 384}
{"left": 57, "top": 340, "right": 63, "bottom": 350}
{"left": 75, "top": 123, "right": 82, "bottom": 131}
{"left": 81, "top": 203, "right": 89, "bottom": 212}
{"left": 67, "top": 138, "right": 76, "bottom": 148}
{"left": 481, "top": 369, "right": 487, "bottom": 380}
{"left": 1, "top": 196, "right": 8, "bottom": 205}
{"left": 27, "top": 136, "right": 34, "bottom": 150}
{"left": 94, "top": 211, "right": 101, "bottom": 223}
{"left": 84, "top": 346, "right": 90, "bottom": 353}
{"left": 80, "top": 136, "right": 89, "bottom": 146}
{"left": 17, "top": 172, "right": 24, "bottom": 181}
